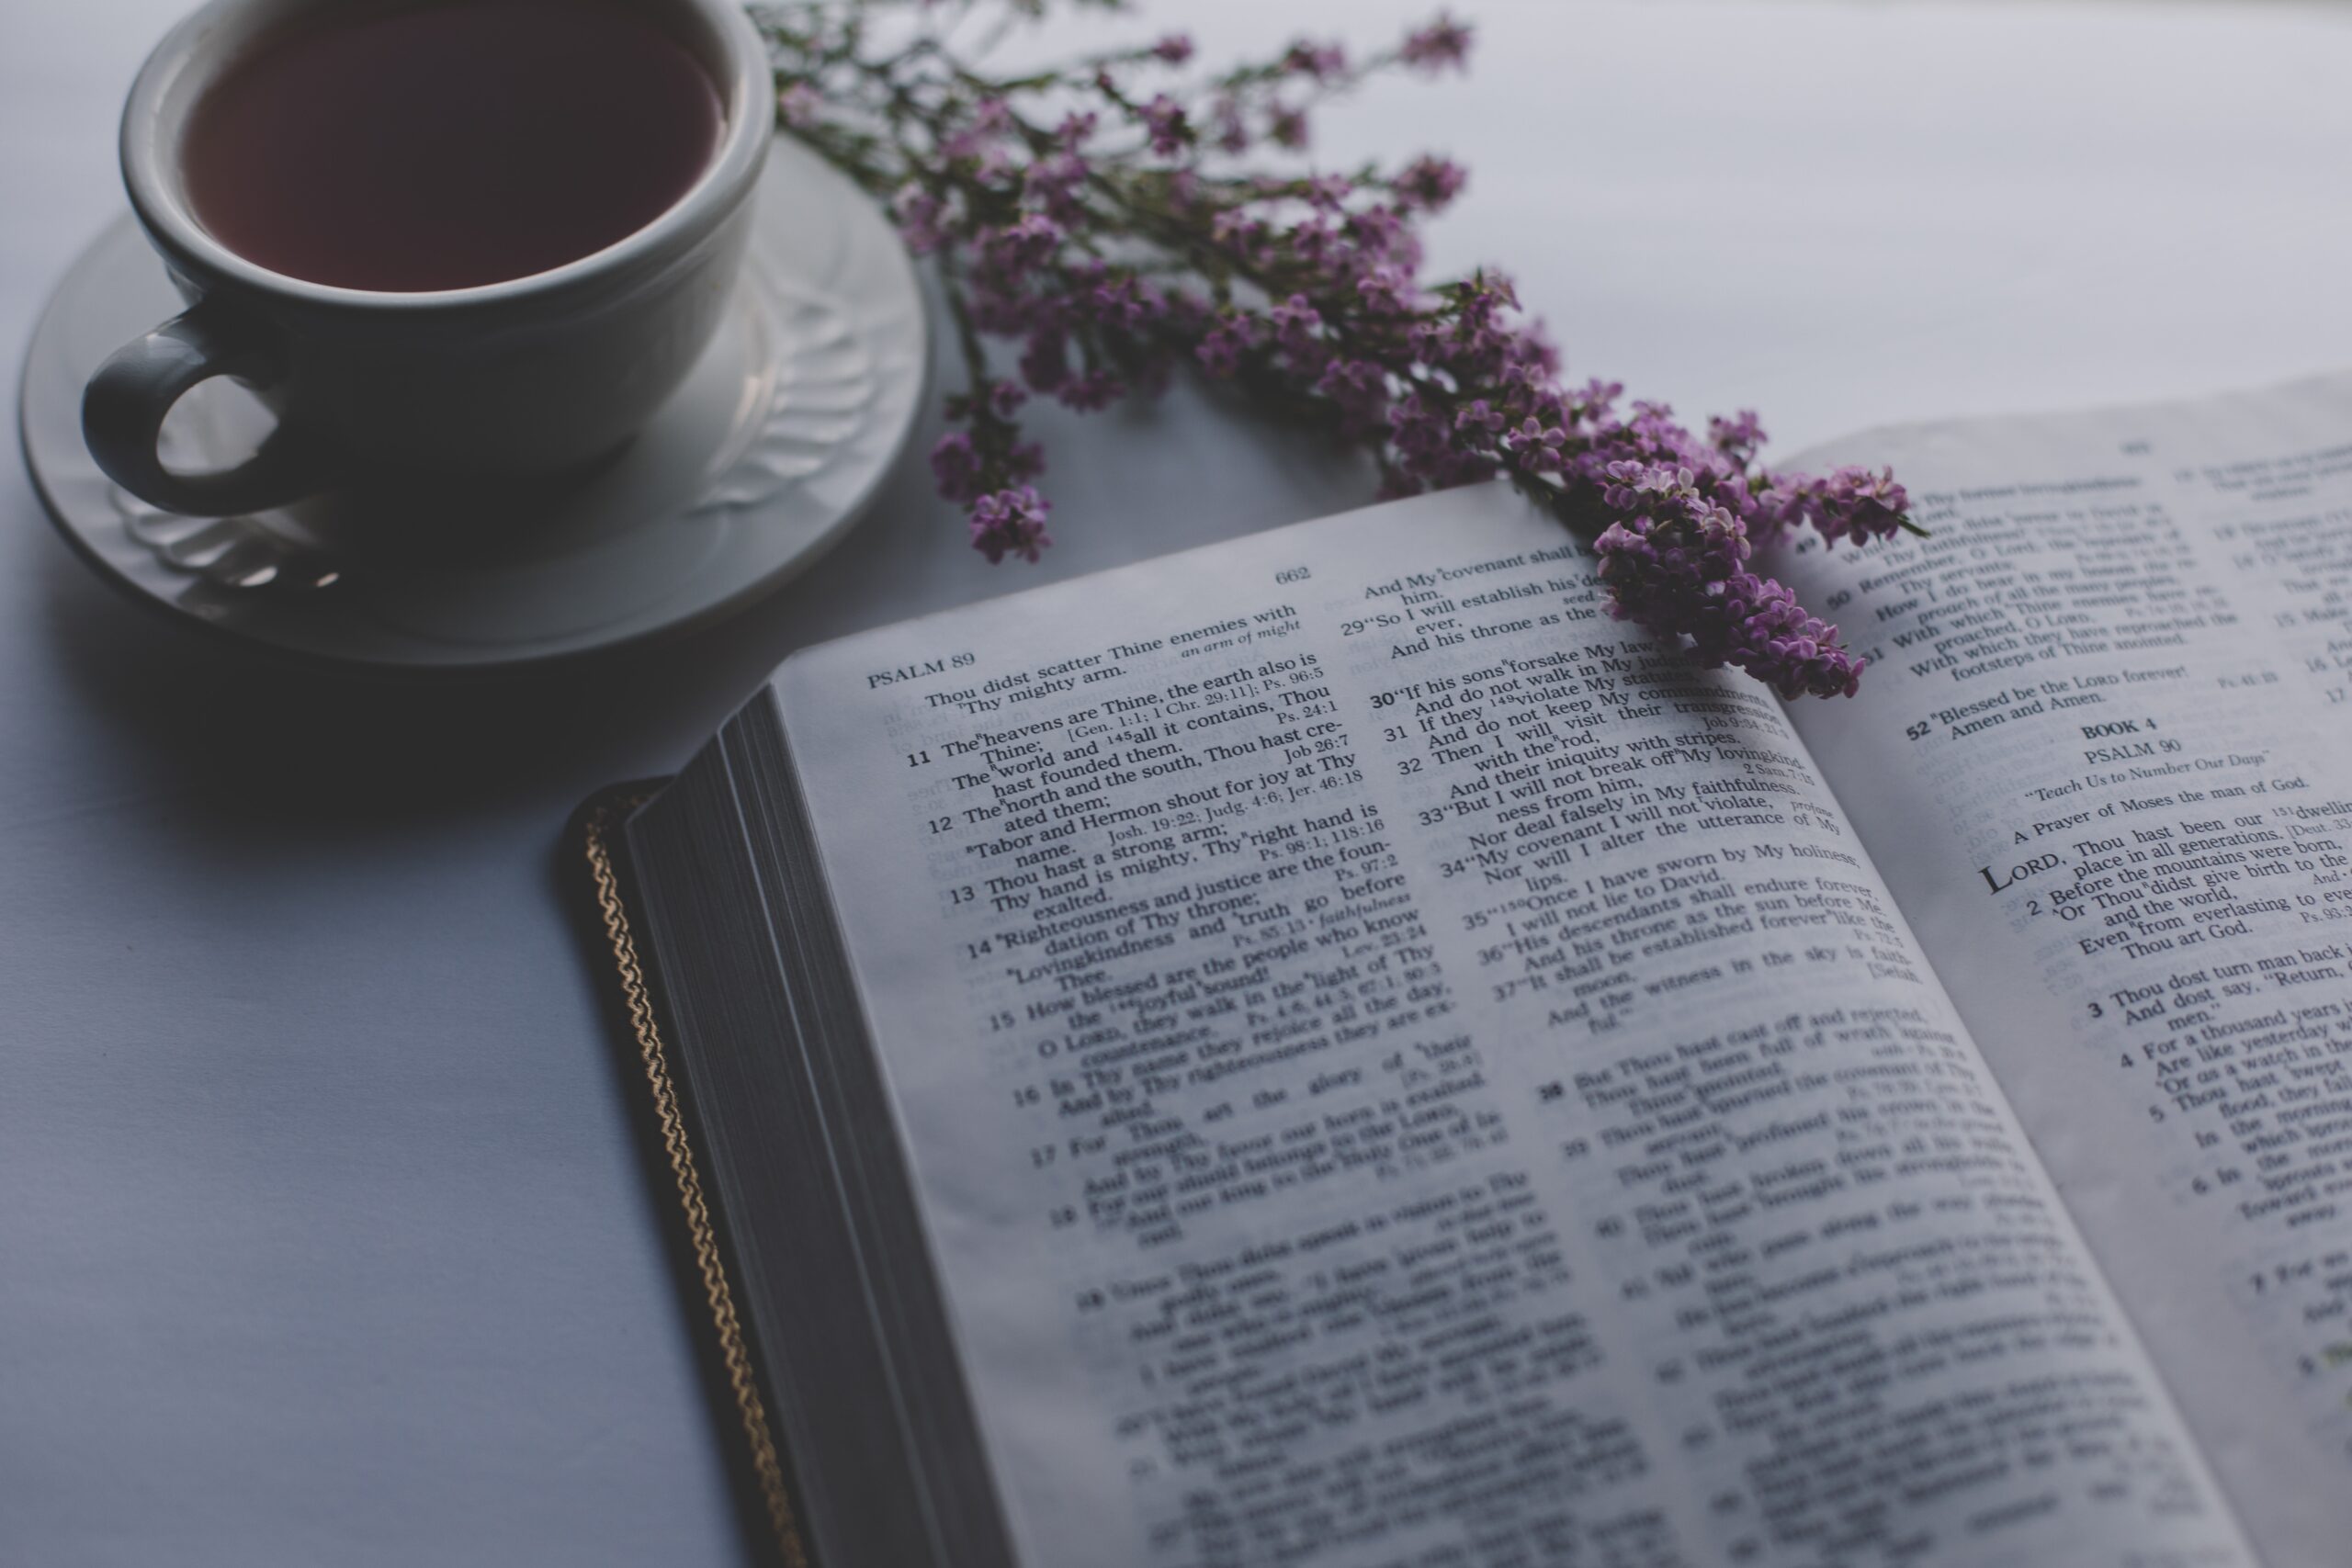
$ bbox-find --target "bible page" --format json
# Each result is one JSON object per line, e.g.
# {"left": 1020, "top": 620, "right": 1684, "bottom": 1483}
{"left": 1779, "top": 372, "right": 2352, "bottom": 1568}
{"left": 773, "top": 482, "right": 2252, "bottom": 1568}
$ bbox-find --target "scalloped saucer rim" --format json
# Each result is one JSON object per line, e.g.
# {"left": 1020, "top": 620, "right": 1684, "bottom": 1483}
{"left": 19, "top": 135, "right": 930, "bottom": 674}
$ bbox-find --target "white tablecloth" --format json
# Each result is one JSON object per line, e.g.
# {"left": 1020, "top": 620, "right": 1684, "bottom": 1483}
{"left": 5, "top": 1, "right": 2348, "bottom": 1562}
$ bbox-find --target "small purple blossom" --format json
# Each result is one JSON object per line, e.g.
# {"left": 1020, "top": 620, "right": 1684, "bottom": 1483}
{"left": 1302, "top": 173, "right": 1354, "bottom": 210}
{"left": 1288, "top": 213, "right": 1342, "bottom": 268}
{"left": 1500, "top": 416, "right": 1567, "bottom": 472}
{"left": 968, "top": 486, "right": 1052, "bottom": 564}
{"left": 1056, "top": 369, "right": 1125, "bottom": 412}
{"left": 1401, "top": 13, "right": 1474, "bottom": 73}
{"left": 980, "top": 378, "right": 1028, "bottom": 419}
{"left": 1344, "top": 202, "right": 1413, "bottom": 263}
{"left": 1151, "top": 33, "right": 1194, "bottom": 65}
{"left": 981, "top": 212, "right": 1063, "bottom": 272}
{"left": 1283, "top": 40, "right": 1346, "bottom": 80}
{"left": 1023, "top": 152, "right": 1088, "bottom": 221}
{"left": 1209, "top": 96, "right": 1249, "bottom": 153}
{"left": 1269, "top": 294, "right": 1324, "bottom": 355}
{"left": 777, "top": 82, "right": 822, "bottom": 129}
{"left": 1455, "top": 399, "right": 1504, "bottom": 434}
{"left": 890, "top": 185, "right": 948, "bottom": 254}
{"left": 1395, "top": 154, "right": 1467, "bottom": 211}
{"left": 1087, "top": 274, "right": 1164, "bottom": 333}
{"left": 1195, "top": 312, "right": 1263, "bottom": 378}
{"left": 1355, "top": 265, "right": 1414, "bottom": 316}
{"left": 1140, "top": 95, "right": 1189, "bottom": 157}
{"left": 929, "top": 431, "right": 983, "bottom": 504}
{"left": 940, "top": 96, "right": 1013, "bottom": 162}
{"left": 1388, "top": 393, "right": 1447, "bottom": 458}
{"left": 1209, "top": 207, "right": 1269, "bottom": 262}
{"left": 1707, "top": 410, "right": 1767, "bottom": 464}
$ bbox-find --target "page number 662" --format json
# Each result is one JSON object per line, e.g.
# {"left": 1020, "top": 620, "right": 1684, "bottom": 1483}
{"left": 1275, "top": 565, "right": 1312, "bottom": 583}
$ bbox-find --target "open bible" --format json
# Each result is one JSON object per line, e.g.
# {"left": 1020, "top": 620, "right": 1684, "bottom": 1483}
{"left": 582, "top": 372, "right": 2352, "bottom": 1568}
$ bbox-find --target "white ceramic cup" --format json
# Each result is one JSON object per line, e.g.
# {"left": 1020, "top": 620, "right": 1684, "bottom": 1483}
{"left": 82, "top": 0, "right": 772, "bottom": 516}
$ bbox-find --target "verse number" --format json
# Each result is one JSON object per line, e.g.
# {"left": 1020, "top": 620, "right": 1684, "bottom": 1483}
{"left": 929, "top": 816, "right": 954, "bottom": 834}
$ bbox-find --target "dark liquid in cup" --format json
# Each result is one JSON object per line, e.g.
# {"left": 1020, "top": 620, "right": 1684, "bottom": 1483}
{"left": 183, "top": 0, "right": 724, "bottom": 292}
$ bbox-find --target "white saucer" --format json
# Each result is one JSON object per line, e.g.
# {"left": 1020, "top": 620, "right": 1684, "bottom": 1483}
{"left": 19, "top": 136, "right": 928, "bottom": 672}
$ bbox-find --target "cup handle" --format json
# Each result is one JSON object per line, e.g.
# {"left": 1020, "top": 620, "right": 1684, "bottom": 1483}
{"left": 82, "top": 297, "right": 323, "bottom": 515}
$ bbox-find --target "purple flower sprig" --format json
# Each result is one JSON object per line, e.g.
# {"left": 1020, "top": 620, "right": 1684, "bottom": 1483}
{"left": 760, "top": 2, "right": 1918, "bottom": 696}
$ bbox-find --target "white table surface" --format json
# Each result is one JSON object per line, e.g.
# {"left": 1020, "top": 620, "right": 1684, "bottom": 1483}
{"left": 5, "top": 1, "right": 2349, "bottom": 1562}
